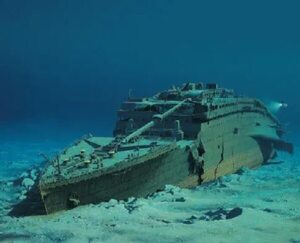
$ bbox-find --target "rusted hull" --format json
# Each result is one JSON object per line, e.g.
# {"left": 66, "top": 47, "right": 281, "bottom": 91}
{"left": 40, "top": 112, "right": 281, "bottom": 214}
{"left": 200, "top": 112, "right": 279, "bottom": 182}
{"left": 40, "top": 146, "right": 191, "bottom": 214}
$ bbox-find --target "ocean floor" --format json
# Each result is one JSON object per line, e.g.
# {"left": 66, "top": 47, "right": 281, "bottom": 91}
{"left": 0, "top": 136, "right": 299, "bottom": 243}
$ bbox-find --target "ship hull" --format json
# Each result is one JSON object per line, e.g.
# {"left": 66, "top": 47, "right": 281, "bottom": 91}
{"left": 41, "top": 145, "right": 192, "bottom": 214}
{"left": 40, "top": 111, "right": 285, "bottom": 214}
{"left": 200, "top": 111, "right": 271, "bottom": 182}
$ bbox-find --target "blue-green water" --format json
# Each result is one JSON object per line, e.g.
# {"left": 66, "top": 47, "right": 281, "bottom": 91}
{"left": 0, "top": 1, "right": 299, "bottom": 242}
{"left": 1, "top": 0, "right": 299, "bottom": 128}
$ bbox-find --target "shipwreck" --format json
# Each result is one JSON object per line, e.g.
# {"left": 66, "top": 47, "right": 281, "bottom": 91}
{"left": 39, "top": 82, "right": 293, "bottom": 214}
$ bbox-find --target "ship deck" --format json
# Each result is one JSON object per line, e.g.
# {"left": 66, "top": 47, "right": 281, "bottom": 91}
{"left": 40, "top": 136, "right": 193, "bottom": 189}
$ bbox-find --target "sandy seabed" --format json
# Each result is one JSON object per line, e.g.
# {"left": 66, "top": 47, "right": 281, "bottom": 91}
{"left": 0, "top": 141, "right": 299, "bottom": 243}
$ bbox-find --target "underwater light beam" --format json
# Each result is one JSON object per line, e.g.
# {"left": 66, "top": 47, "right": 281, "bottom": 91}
{"left": 268, "top": 101, "right": 288, "bottom": 113}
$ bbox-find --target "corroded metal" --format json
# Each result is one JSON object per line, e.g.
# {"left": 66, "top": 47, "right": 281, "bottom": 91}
{"left": 39, "top": 82, "right": 293, "bottom": 214}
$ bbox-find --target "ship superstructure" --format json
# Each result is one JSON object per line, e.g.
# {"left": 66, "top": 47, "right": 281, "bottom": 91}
{"left": 39, "top": 82, "right": 293, "bottom": 214}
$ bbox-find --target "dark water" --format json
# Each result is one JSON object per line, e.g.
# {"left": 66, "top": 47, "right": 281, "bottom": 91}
{"left": 0, "top": 2, "right": 300, "bottom": 241}
{"left": 1, "top": 0, "right": 299, "bottom": 170}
